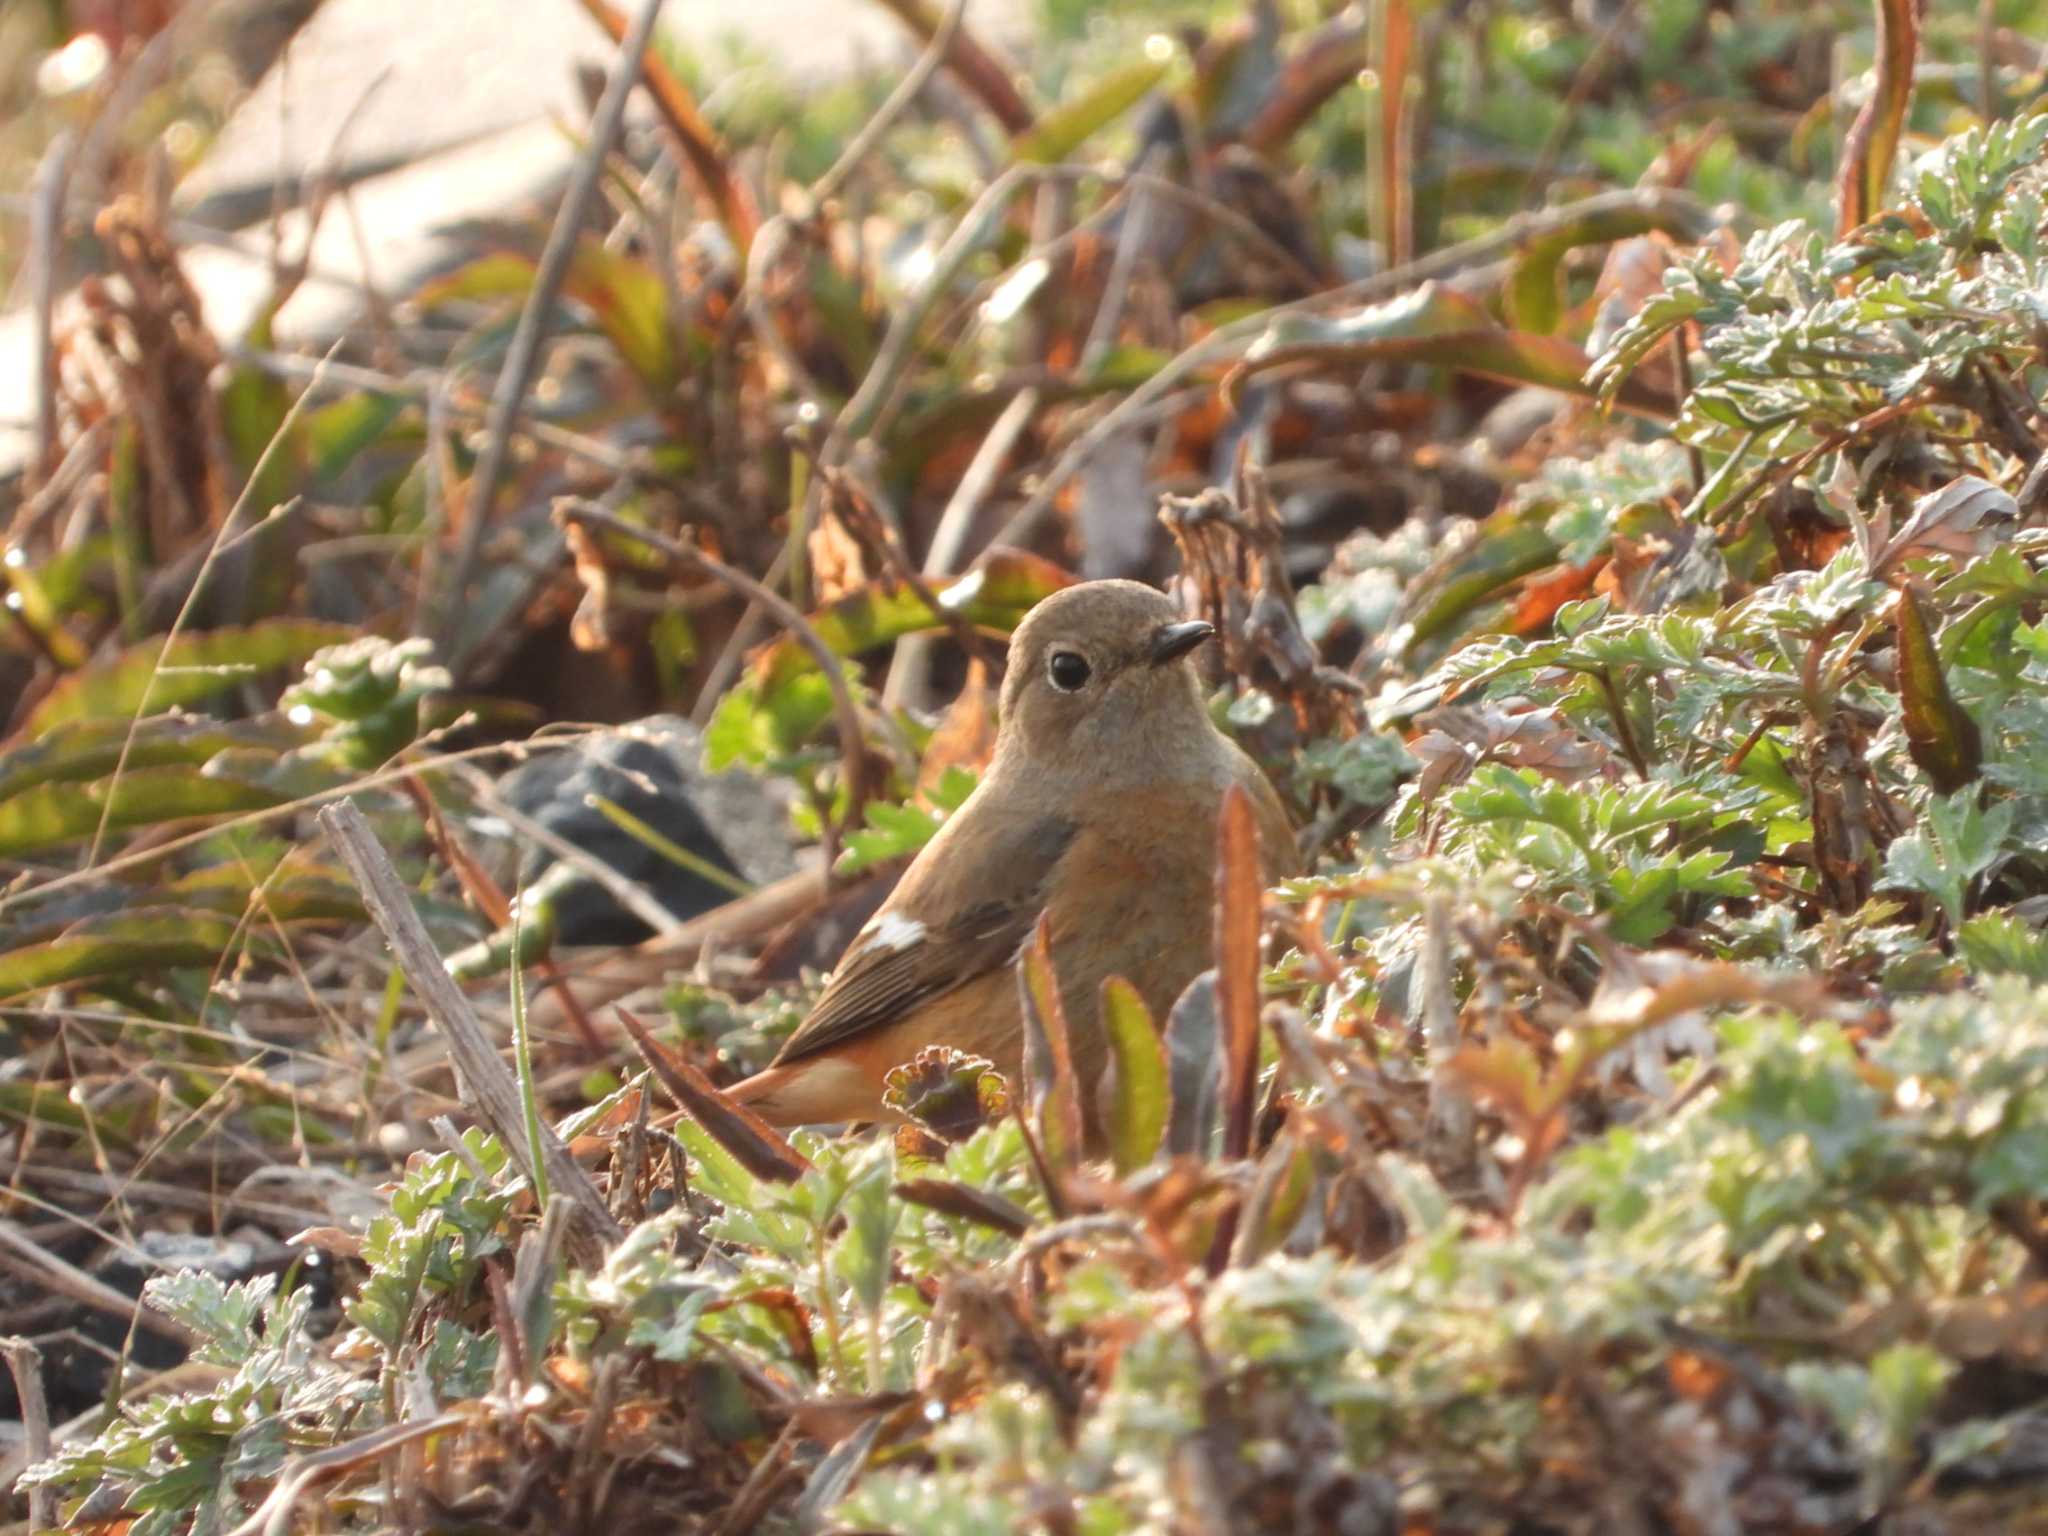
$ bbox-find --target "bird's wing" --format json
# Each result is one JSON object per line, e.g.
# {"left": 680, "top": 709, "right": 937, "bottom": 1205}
{"left": 770, "top": 809, "right": 1078, "bottom": 1065}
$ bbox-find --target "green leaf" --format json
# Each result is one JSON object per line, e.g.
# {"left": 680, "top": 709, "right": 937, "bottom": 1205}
{"left": 838, "top": 768, "right": 978, "bottom": 875}
{"left": 1096, "top": 977, "right": 1169, "bottom": 1177}
{"left": 835, "top": 1153, "right": 895, "bottom": 1317}
{"left": 1244, "top": 282, "right": 1677, "bottom": 418}
{"left": 1390, "top": 499, "right": 1560, "bottom": 660}
{"left": 415, "top": 239, "right": 677, "bottom": 393}
{"left": 1895, "top": 586, "right": 1982, "bottom": 793}
{"left": 304, "top": 391, "right": 406, "bottom": 484}
{"left": 0, "top": 713, "right": 307, "bottom": 804}
{"left": 22, "top": 621, "right": 353, "bottom": 736}
{"left": 702, "top": 670, "right": 838, "bottom": 770}
{"left": 0, "top": 907, "right": 254, "bottom": 999}
{"left": 218, "top": 362, "right": 298, "bottom": 512}
{"left": 1011, "top": 56, "right": 1174, "bottom": 164}
{"left": 1504, "top": 198, "right": 1713, "bottom": 335}
{"left": 1956, "top": 913, "right": 2048, "bottom": 982}
{"left": 673, "top": 1110, "right": 765, "bottom": 1211}
{"left": 144, "top": 1272, "right": 284, "bottom": 1367}
{"left": 1880, "top": 792, "right": 2016, "bottom": 927}
{"left": 0, "top": 767, "right": 285, "bottom": 858}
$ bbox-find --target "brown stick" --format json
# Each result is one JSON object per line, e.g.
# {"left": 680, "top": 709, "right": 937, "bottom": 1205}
{"left": 0, "top": 1220, "right": 200, "bottom": 1350}
{"left": 1, "top": 1337, "right": 52, "bottom": 1531}
{"left": 869, "top": 0, "right": 1034, "bottom": 135}
{"left": 448, "top": 0, "right": 668, "bottom": 651}
{"left": 26, "top": 130, "right": 74, "bottom": 486}
{"left": 318, "top": 799, "right": 622, "bottom": 1261}
{"left": 572, "top": 0, "right": 758, "bottom": 247}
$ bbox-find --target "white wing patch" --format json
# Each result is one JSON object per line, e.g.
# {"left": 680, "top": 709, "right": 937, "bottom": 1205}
{"left": 857, "top": 911, "right": 926, "bottom": 955}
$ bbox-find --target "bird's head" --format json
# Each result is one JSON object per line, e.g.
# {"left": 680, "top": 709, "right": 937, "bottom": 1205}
{"left": 994, "top": 579, "right": 1217, "bottom": 776}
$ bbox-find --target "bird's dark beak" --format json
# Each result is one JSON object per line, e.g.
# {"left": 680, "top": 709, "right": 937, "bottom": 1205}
{"left": 1149, "top": 619, "right": 1216, "bottom": 666}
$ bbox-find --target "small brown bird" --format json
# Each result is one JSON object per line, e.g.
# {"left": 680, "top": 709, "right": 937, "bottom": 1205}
{"left": 729, "top": 579, "right": 1297, "bottom": 1139}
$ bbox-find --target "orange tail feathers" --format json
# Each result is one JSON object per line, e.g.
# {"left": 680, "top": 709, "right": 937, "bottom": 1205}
{"left": 727, "top": 1055, "right": 890, "bottom": 1128}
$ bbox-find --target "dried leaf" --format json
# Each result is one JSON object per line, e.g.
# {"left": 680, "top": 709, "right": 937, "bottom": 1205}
{"left": 616, "top": 1006, "right": 811, "bottom": 1185}
{"left": 1409, "top": 701, "right": 1607, "bottom": 803}
{"left": 1164, "top": 971, "right": 1222, "bottom": 1158}
{"left": 1214, "top": 786, "right": 1263, "bottom": 1166}
{"left": 892, "top": 1178, "right": 1032, "bottom": 1238}
{"left": 1018, "top": 913, "right": 1083, "bottom": 1169}
{"left": 1895, "top": 583, "right": 1983, "bottom": 794}
{"left": 1835, "top": 0, "right": 1920, "bottom": 233}
{"left": 882, "top": 1046, "right": 1011, "bottom": 1144}
{"left": 1872, "top": 475, "right": 2015, "bottom": 578}
{"left": 1447, "top": 1034, "right": 1573, "bottom": 1176}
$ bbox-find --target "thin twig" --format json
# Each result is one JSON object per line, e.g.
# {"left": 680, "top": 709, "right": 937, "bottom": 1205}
{"left": 70, "top": 0, "right": 218, "bottom": 205}
{"left": 11, "top": 1163, "right": 339, "bottom": 1231}
{"left": 27, "top": 130, "right": 75, "bottom": 485}
{"left": 224, "top": 344, "right": 650, "bottom": 477}
{"left": 554, "top": 499, "right": 876, "bottom": 821}
{"left": 9, "top": 414, "right": 109, "bottom": 546}
{"left": 869, "top": 0, "right": 1034, "bottom": 135}
{"left": 1420, "top": 893, "right": 1476, "bottom": 1171}
{"left": 992, "top": 187, "right": 1705, "bottom": 551}
{"left": 688, "top": 542, "right": 789, "bottom": 727}
{"left": 928, "top": 385, "right": 1041, "bottom": 580}
{"left": 812, "top": 0, "right": 967, "bottom": 206}
{"left": 823, "top": 163, "right": 1041, "bottom": 459}
{"left": 1, "top": 1337, "right": 52, "bottom": 1531}
{"left": 447, "top": 760, "right": 688, "bottom": 936}
{"left": 1078, "top": 149, "right": 1163, "bottom": 377}
{"left": 0, "top": 1219, "right": 201, "bottom": 1350}
{"left": 446, "top": 0, "right": 667, "bottom": 649}
{"left": 1060, "top": 166, "right": 1325, "bottom": 298}
{"left": 224, "top": 1412, "right": 471, "bottom": 1536}
{"left": 572, "top": 0, "right": 756, "bottom": 248}
{"left": 883, "top": 383, "right": 1043, "bottom": 709}
{"left": 1518, "top": 5, "right": 1630, "bottom": 209}
{"left": 525, "top": 864, "right": 829, "bottom": 1034}
{"left": 0, "top": 733, "right": 599, "bottom": 923}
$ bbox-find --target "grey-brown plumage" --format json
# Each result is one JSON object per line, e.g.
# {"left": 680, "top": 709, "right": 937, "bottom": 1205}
{"left": 731, "top": 580, "right": 1297, "bottom": 1137}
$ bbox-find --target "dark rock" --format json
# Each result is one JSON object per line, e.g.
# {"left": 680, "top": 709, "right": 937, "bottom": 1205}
{"left": 485, "top": 717, "right": 795, "bottom": 947}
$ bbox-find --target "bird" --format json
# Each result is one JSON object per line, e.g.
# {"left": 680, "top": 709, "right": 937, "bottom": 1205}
{"left": 728, "top": 578, "right": 1298, "bottom": 1144}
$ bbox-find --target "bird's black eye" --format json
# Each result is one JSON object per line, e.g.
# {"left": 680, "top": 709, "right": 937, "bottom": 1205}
{"left": 1046, "top": 649, "right": 1091, "bottom": 692}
